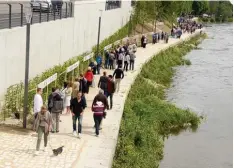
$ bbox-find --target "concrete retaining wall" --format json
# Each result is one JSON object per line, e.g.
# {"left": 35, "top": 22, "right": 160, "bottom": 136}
{"left": 0, "top": 1, "right": 131, "bottom": 100}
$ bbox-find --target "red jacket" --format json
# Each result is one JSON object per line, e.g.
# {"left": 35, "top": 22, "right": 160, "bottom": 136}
{"left": 107, "top": 79, "right": 116, "bottom": 94}
{"left": 85, "top": 70, "right": 94, "bottom": 82}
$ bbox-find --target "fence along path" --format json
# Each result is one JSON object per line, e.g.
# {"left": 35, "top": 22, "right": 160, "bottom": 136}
{"left": 0, "top": 1, "right": 73, "bottom": 29}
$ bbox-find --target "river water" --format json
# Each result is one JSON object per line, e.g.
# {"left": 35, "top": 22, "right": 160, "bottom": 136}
{"left": 160, "top": 24, "right": 233, "bottom": 168}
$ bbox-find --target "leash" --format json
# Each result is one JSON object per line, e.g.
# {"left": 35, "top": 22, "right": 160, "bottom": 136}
{"left": 48, "top": 133, "right": 53, "bottom": 150}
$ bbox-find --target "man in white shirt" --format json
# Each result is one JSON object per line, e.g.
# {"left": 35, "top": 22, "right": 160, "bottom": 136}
{"left": 34, "top": 88, "right": 43, "bottom": 119}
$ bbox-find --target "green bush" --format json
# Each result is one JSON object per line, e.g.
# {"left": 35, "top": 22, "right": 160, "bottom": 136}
{"left": 210, "top": 18, "right": 215, "bottom": 23}
{"left": 112, "top": 34, "right": 206, "bottom": 168}
{"left": 228, "top": 18, "right": 233, "bottom": 22}
{"left": 201, "top": 17, "right": 208, "bottom": 22}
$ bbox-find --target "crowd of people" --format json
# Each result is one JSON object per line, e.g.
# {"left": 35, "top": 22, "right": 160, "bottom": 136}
{"left": 32, "top": 20, "right": 203, "bottom": 155}
{"left": 32, "top": 40, "right": 141, "bottom": 155}
{"left": 171, "top": 17, "right": 203, "bottom": 38}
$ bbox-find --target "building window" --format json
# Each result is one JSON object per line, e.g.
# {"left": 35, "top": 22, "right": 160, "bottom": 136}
{"left": 105, "top": 0, "right": 122, "bottom": 10}
{"left": 131, "top": 0, "right": 136, "bottom": 7}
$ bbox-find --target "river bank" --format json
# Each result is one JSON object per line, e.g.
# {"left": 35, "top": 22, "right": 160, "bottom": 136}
{"left": 112, "top": 32, "right": 206, "bottom": 168}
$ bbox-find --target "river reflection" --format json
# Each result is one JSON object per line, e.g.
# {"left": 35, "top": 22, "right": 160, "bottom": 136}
{"left": 160, "top": 24, "right": 233, "bottom": 168}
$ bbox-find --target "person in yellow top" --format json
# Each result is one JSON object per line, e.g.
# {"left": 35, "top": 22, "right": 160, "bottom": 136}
{"left": 65, "top": 82, "right": 73, "bottom": 115}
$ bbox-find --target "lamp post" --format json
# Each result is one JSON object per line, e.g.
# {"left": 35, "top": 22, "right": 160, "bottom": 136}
{"left": 96, "top": 9, "right": 103, "bottom": 56}
{"left": 23, "top": 7, "right": 32, "bottom": 128}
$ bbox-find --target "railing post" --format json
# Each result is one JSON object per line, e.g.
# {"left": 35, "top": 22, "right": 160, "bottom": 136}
{"left": 7, "top": 4, "right": 12, "bottom": 29}
{"left": 65, "top": 2, "right": 67, "bottom": 18}
{"left": 60, "top": 3, "right": 62, "bottom": 19}
{"left": 39, "top": 3, "right": 42, "bottom": 23}
{"left": 70, "top": 2, "right": 73, "bottom": 17}
{"left": 46, "top": 2, "right": 49, "bottom": 21}
{"left": 53, "top": 8, "right": 56, "bottom": 20}
{"left": 19, "top": 3, "right": 23, "bottom": 26}
{"left": 30, "top": 3, "right": 33, "bottom": 25}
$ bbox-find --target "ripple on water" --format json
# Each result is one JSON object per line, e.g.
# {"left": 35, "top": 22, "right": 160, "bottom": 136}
{"left": 160, "top": 24, "right": 233, "bottom": 168}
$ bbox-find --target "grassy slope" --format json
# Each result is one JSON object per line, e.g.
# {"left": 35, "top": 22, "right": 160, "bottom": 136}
{"left": 112, "top": 34, "right": 206, "bottom": 168}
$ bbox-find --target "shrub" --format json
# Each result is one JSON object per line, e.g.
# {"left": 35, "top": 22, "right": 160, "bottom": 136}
{"left": 210, "top": 18, "right": 215, "bottom": 23}
{"left": 228, "top": 18, "right": 233, "bottom": 22}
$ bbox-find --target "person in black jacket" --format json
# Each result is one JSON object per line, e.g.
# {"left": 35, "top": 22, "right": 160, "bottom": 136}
{"left": 70, "top": 92, "right": 86, "bottom": 138}
{"left": 113, "top": 66, "right": 124, "bottom": 92}
{"left": 98, "top": 71, "right": 108, "bottom": 96}
{"left": 79, "top": 74, "right": 87, "bottom": 94}
{"left": 107, "top": 75, "right": 116, "bottom": 109}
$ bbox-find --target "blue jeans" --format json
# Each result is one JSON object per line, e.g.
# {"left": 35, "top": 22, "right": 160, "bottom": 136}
{"left": 72, "top": 115, "right": 83, "bottom": 133}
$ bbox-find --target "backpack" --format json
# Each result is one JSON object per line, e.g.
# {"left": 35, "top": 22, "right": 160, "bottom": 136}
{"left": 51, "top": 100, "right": 64, "bottom": 113}
{"left": 51, "top": 93, "right": 64, "bottom": 113}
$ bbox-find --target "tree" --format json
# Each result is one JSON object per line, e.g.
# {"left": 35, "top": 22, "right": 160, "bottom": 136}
{"left": 192, "top": 1, "right": 209, "bottom": 15}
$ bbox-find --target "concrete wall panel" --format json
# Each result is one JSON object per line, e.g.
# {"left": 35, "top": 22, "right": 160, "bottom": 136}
{"left": 0, "top": 1, "right": 131, "bottom": 100}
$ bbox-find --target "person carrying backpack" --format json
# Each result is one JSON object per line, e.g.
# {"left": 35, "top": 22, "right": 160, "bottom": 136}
{"left": 48, "top": 87, "right": 63, "bottom": 133}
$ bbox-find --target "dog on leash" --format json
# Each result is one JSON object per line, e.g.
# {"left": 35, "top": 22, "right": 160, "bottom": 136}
{"left": 53, "top": 146, "right": 64, "bottom": 156}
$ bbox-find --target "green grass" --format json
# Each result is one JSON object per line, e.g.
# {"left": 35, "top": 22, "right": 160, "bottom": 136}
{"left": 112, "top": 34, "right": 206, "bottom": 168}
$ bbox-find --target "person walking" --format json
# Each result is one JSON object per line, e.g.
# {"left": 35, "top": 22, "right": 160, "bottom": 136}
{"left": 70, "top": 92, "right": 86, "bottom": 138}
{"left": 96, "top": 54, "right": 102, "bottom": 75}
{"left": 113, "top": 65, "right": 124, "bottom": 92}
{"left": 98, "top": 71, "right": 108, "bottom": 96}
{"left": 72, "top": 78, "right": 80, "bottom": 99}
{"left": 107, "top": 75, "right": 116, "bottom": 109}
{"left": 132, "top": 42, "right": 137, "bottom": 53}
{"left": 48, "top": 88, "right": 63, "bottom": 133}
{"left": 109, "top": 51, "right": 115, "bottom": 70}
{"left": 33, "top": 105, "right": 52, "bottom": 155}
{"left": 123, "top": 52, "right": 130, "bottom": 72}
{"left": 129, "top": 51, "right": 136, "bottom": 70}
{"left": 117, "top": 50, "right": 124, "bottom": 68}
{"left": 104, "top": 50, "right": 109, "bottom": 69}
{"left": 34, "top": 88, "right": 43, "bottom": 119}
{"left": 143, "top": 35, "right": 147, "bottom": 48}
{"left": 65, "top": 82, "right": 72, "bottom": 115}
{"left": 141, "top": 35, "right": 144, "bottom": 48}
{"left": 92, "top": 89, "right": 109, "bottom": 137}
{"left": 84, "top": 67, "right": 94, "bottom": 94}
{"left": 79, "top": 74, "right": 88, "bottom": 94}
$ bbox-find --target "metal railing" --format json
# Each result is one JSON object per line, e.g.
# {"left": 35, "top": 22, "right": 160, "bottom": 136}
{"left": 105, "top": 0, "right": 121, "bottom": 11}
{"left": 0, "top": 1, "right": 73, "bottom": 30}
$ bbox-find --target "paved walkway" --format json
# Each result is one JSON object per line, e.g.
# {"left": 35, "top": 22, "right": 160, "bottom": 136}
{"left": 0, "top": 30, "right": 202, "bottom": 168}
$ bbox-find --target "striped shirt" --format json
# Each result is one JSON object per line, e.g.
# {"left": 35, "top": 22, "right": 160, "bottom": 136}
{"left": 92, "top": 101, "right": 105, "bottom": 116}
